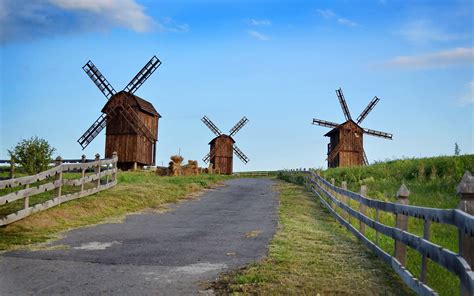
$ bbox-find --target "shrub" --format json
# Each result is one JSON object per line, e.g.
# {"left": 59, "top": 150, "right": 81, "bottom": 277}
{"left": 8, "top": 136, "right": 56, "bottom": 174}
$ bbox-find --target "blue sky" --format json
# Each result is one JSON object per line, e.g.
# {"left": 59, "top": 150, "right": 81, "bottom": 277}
{"left": 0, "top": 0, "right": 473, "bottom": 171}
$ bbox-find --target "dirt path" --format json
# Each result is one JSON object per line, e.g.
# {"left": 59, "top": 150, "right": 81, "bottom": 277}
{"left": 0, "top": 178, "right": 279, "bottom": 295}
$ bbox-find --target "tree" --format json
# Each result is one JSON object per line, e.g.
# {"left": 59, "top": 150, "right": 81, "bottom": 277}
{"left": 8, "top": 137, "right": 56, "bottom": 174}
{"left": 454, "top": 142, "right": 461, "bottom": 156}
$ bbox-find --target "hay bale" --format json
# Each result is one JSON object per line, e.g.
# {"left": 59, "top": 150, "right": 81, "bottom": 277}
{"left": 168, "top": 155, "right": 184, "bottom": 176}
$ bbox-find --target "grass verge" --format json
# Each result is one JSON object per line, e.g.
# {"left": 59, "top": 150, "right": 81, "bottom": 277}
{"left": 0, "top": 172, "right": 232, "bottom": 251}
{"left": 210, "top": 181, "right": 412, "bottom": 295}
{"left": 320, "top": 155, "right": 473, "bottom": 295}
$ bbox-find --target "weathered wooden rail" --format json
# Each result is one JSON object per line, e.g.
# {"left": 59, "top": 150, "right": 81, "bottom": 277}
{"left": 0, "top": 153, "right": 118, "bottom": 226}
{"left": 282, "top": 169, "right": 474, "bottom": 296}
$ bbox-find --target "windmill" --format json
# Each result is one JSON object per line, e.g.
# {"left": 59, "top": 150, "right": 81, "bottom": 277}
{"left": 201, "top": 116, "right": 250, "bottom": 175}
{"left": 312, "top": 88, "right": 393, "bottom": 168}
{"left": 77, "top": 56, "right": 162, "bottom": 170}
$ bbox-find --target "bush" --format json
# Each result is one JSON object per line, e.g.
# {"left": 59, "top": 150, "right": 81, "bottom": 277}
{"left": 8, "top": 136, "right": 56, "bottom": 174}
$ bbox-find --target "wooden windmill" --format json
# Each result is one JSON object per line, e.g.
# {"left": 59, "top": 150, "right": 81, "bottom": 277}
{"left": 201, "top": 116, "right": 250, "bottom": 175}
{"left": 77, "top": 56, "right": 162, "bottom": 170}
{"left": 312, "top": 88, "right": 393, "bottom": 168}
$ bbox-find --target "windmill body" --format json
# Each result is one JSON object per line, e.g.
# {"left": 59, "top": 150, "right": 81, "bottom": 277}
{"left": 77, "top": 56, "right": 162, "bottom": 170}
{"left": 325, "top": 120, "right": 364, "bottom": 167}
{"left": 209, "top": 135, "right": 235, "bottom": 174}
{"left": 201, "top": 116, "right": 250, "bottom": 175}
{"left": 102, "top": 91, "right": 161, "bottom": 170}
{"left": 313, "top": 88, "right": 393, "bottom": 168}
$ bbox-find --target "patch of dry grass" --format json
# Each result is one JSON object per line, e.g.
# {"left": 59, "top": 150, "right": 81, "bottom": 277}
{"left": 211, "top": 181, "right": 413, "bottom": 295}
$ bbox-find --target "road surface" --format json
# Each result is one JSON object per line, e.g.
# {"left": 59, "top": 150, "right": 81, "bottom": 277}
{"left": 0, "top": 178, "right": 278, "bottom": 295}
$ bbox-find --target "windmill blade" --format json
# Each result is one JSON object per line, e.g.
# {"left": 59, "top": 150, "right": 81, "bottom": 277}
{"left": 203, "top": 152, "right": 211, "bottom": 164}
{"left": 124, "top": 56, "right": 161, "bottom": 94}
{"left": 202, "top": 150, "right": 216, "bottom": 164}
{"left": 312, "top": 118, "right": 339, "bottom": 129}
{"left": 229, "top": 116, "right": 249, "bottom": 136}
{"left": 233, "top": 145, "right": 249, "bottom": 164}
{"left": 201, "top": 116, "right": 222, "bottom": 136}
{"left": 363, "top": 128, "right": 393, "bottom": 140}
{"left": 83, "top": 61, "right": 117, "bottom": 100}
{"left": 77, "top": 113, "right": 108, "bottom": 149}
{"left": 357, "top": 96, "right": 380, "bottom": 124}
{"left": 336, "top": 88, "right": 352, "bottom": 121}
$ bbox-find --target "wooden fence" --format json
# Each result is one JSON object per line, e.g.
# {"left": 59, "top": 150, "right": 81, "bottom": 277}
{"left": 0, "top": 153, "right": 118, "bottom": 226}
{"left": 283, "top": 169, "right": 474, "bottom": 296}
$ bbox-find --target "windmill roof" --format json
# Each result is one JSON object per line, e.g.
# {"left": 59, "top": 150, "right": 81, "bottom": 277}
{"left": 324, "top": 120, "right": 362, "bottom": 136}
{"left": 103, "top": 91, "right": 161, "bottom": 118}
{"left": 209, "top": 134, "right": 235, "bottom": 145}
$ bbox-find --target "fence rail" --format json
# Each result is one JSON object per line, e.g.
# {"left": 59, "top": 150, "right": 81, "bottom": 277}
{"left": 0, "top": 153, "right": 118, "bottom": 226}
{"left": 282, "top": 169, "right": 474, "bottom": 296}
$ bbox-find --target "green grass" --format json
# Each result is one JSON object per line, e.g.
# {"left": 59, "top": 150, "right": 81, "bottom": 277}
{"left": 317, "top": 155, "right": 474, "bottom": 296}
{"left": 0, "top": 171, "right": 232, "bottom": 251}
{"left": 211, "top": 181, "right": 413, "bottom": 295}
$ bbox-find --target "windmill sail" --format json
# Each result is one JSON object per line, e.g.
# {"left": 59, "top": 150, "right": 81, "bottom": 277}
{"left": 233, "top": 144, "right": 249, "bottom": 164}
{"left": 357, "top": 96, "right": 380, "bottom": 124}
{"left": 77, "top": 113, "right": 107, "bottom": 149}
{"left": 201, "top": 116, "right": 222, "bottom": 136}
{"left": 124, "top": 56, "right": 161, "bottom": 94}
{"left": 312, "top": 118, "right": 339, "bottom": 129}
{"left": 336, "top": 88, "right": 352, "bottom": 121}
{"left": 363, "top": 128, "right": 393, "bottom": 140}
{"left": 229, "top": 116, "right": 249, "bottom": 136}
{"left": 83, "top": 61, "right": 117, "bottom": 100}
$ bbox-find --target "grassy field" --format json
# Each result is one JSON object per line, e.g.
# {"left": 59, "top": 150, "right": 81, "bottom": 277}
{"left": 0, "top": 171, "right": 232, "bottom": 251}
{"left": 316, "top": 155, "right": 474, "bottom": 296}
{"left": 211, "top": 181, "right": 413, "bottom": 295}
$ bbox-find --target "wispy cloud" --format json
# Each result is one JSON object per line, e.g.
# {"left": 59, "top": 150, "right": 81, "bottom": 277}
{"left": 50, "top": 0, "right": 153, "bottom": 32}
{"left": 248, "top": 30, "right": 270, "bottom": 41}
{"left": 398, "top": 20, "right": 469, "bottom": 44}
{"left": 248, "top": 19, "right": 271, "bottom": 26}
{"left": 337, "top": 18, "right": 358, "bottom": 27}
{"left": 458, "top": 81, "right": 474, "bottom": 106}
{"left": 158, "top": 17, "right": 189, "bottom": 33}
{"left": 0, "top": 0, "right": 166, "bottom": 43}
{"left": 382, "top": 47, "right": 473, "bottom": 69}
{"left": 316, "top": 9, "right": 336, "bottom": 19}
{"left": 316, "top": 9, "right": 358, "bottom": 27}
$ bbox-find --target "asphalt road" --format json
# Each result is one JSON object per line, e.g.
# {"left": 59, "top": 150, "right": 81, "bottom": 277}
{"left": 0, "top": 178, "right": 279, "bottom": 295}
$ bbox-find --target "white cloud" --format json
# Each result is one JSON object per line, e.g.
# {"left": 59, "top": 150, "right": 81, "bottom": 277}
{"left": 316, "top": 9, "right": 358, "bottom": 27}
{"left": 0, "top": 0, "right": 164, "bottom": 43}
{"left": 248, "top": 30, "right": 270, "bottom": 41}
{"left": 337, "top": 18, "right": 358, "bottom": 27}
{"left": 50, "top": 0, "right": 153, "bottom": 32}
{"left": 316, "top": 9, "right": 335, "bottom": 19}
{"left": 249, "top": 19, "right": 271, "bottom": 26}
{"left": 158, "top": 17, "right": 189, "bottom": 33}
{"left": 458, "top": 81, "right": 474, "bottom": 106}
{"left": 382, "top": 47, "right": 474, "bottom": 69}
{"left": 398, "top": 20, "right": 468, "bottom": 44}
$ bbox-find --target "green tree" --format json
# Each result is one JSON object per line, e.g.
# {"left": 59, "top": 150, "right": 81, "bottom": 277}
{"left": 454, "top": 142, "right": 461, "bottom": 156}
{"left": 8, "top": 136, "right": 56, "bottom": 174}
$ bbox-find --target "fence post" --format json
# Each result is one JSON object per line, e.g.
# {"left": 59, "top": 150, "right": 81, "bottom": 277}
{"left": 80, "top": 155, "right": 86, "bottom": 192}
{"left": 457, "top": 171, "right": 474, "bottom": 296}
{"left": 359, "top": 185, "right": 367, "bottom": 235}
{"left": 95, "top": 154, "right": 101, "bottom": 188}
{"left": 112, "top": 151, "right": 118, "bottom": 183}
{"left": 54, "top": 156, "right": 63, "bottom": 198}
{"left": 341, "top": 181, "right": 349, "bottom": 221}
{"left": 394, "top": 184, "right": 409, "bottom": 266}
{"left": 9, "top": 157, "right": 15, "bottom": 179}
